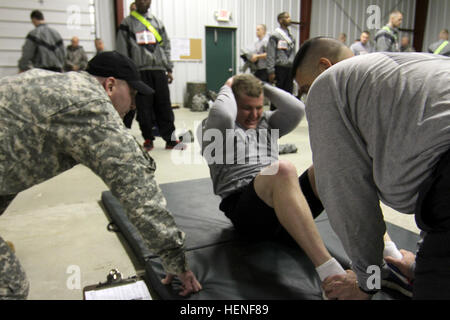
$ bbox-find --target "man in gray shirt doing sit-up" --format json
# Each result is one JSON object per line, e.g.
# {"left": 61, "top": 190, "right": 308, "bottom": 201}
{"left": 200, "top": 74, "right": 349, "bottom": 298}
{"left": 293, "top": 37, "right": 450, "bottom": 300}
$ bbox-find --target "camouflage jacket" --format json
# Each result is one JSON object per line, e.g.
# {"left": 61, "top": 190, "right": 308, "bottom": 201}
{"left": 0, "top": 70, "right": 187, "bottom": 275}
{"left": 65, "top": 45, "right": 89, "bottom": 71}
{"left": 18, "top": 24, "right": 66, "bottom": 72}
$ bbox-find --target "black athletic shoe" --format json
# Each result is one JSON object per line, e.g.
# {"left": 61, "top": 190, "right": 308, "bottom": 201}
{"left": 143, "top": 139, "right": 154, "bottom": 152}
{"left": 165, "top": 140, "right": 187, "bottom": 150}
{"left": 382, "top": 263, "right": 413, "bottom": 298}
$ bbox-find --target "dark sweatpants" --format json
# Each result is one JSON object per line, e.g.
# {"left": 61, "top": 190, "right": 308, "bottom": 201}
{"left": 413, "top": 148, "right": 450, "bottom": 300}
{"left": 270, "top": 66, "right": 294, "bottom": 111}
{"left": 254, "top": 69, "right": 269, "bottom": 83}
{"left": 123, "top": 70, "right": 175, "bottom": 142}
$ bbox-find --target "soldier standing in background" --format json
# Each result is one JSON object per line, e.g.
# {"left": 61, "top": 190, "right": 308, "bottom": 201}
{"left": 374, "top": 10, "right": 403, "bottom": 52}
{"left": 267, "top": 12, "right": 296, "bottom": 110}
{"left": 116, "top": 0, "right": 185, "bottom": 151}
{"left": 251, "top": 24, "right": 270, "bottom": 82}
{"left": 94, "top": 38, "right": 105, "bottom": 56}
{"left": 18, "top": 10, "right": 65, "bottom": 73}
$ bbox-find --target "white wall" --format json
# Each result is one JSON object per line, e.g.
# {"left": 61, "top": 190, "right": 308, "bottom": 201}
{"left": 123, "top": 0, "right": 301, "bottom": 105}
{"left": 95, "top": 0, "right": 117, "bottom": 51}
{"left": 310, "top": 0, "right": 416, "bottom": 48}
{"left": 0, "top": 0, "right": 106, "bottom": 77}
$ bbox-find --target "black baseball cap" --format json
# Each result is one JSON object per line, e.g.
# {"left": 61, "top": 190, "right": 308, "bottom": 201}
{"left": 87, "top": 51, "right": 154, "bottom": 95}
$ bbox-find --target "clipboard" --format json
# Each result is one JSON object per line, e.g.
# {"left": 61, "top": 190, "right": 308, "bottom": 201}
{"left": 83, "top": 269, "right": 152, "bottom": 300}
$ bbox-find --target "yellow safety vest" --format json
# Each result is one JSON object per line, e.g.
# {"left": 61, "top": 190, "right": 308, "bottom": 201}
{"left": 131, "top": 11, "right": 163, "bottom": 45}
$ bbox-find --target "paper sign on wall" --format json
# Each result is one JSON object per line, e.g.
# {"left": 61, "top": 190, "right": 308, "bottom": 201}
{"left": 171, "top": 38, "right": 202, "bottom": 61}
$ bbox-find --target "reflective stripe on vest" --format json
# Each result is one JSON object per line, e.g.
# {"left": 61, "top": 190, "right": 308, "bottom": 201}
{"left": 131, "top": 11, "right": 163, "bottom": 44}
{"left": 382, "top": 26, "right": 398, "bottom": 41}
{"left": 434, "top": 41, "right": 449, "bottom": 55}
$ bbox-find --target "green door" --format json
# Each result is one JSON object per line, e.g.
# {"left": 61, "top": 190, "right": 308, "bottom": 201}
{"left": 205, "top": 27, "right": 236, "bottom": 93}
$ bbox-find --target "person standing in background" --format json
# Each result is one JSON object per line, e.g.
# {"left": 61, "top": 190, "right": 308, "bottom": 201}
{"left": 338, "top": 32, "right": 347, "bottom": 45}
{"left": 116, "top": 0, "right": 185, "bottom": 151}
{"left": 350, "top": 31, "right": 373, "bottom": 55}
{"left": 94, "top": 38, "right": 105, "bottom": 56}
{"left": 251, "top": 24, "right": 270, "bottom": 82}
{"left": 129, "top": 2, "right": 137, "bottom": 12}
{"left": 400, "top": 36, "right": 415, "bottom": 52}
{"left": 374, "top": 10, "right": 403, "bottom": 52}
{"left": 267, "top": 12, "right": 296, "bottom": 110}
{"left": 18, "top": 10, "right": 65, "bottom": 73}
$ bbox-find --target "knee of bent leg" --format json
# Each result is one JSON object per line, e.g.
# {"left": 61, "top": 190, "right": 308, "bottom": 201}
{"left": 274, "top": 160, "right": 298, "bottom": 179}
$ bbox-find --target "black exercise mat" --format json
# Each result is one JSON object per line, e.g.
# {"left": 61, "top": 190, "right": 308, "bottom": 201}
{"left": 101, "top": 179, "right": 237, "bottom": 262}
{"left": 101, "top": 178, "right": 421, "bottom": 300}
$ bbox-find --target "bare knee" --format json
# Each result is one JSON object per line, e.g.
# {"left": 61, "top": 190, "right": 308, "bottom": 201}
{"left": 275, "top": 160, "right": 298, "bottom": 179}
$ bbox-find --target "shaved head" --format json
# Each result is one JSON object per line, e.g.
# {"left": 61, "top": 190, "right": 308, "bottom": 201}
{"left": 292, "top": 37, "right": 354, "bottom": 96}
{"left": 389, "top": 10, "right": 403, "bottom": 28}
{"left": 71, "top": 36, "right": 79, "bottom": 47}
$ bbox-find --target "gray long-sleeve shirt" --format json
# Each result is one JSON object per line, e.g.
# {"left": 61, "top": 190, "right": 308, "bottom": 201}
{"left": 202, "top": 84, "right": 305, "bottom": 199}
{"left": 18, "top": 24, "right": 65, "bottom": 72}
{"left": 254, "top": 34, "right": 270, "bottom": 70}
{"left": 374, "top": 25, "right": 400, "bottom": 52}
{"left": 116, "top": 13, "right": 173, "bottom": 72}
{"left": 306, "top": 52, "right": 450, "bottom": 291}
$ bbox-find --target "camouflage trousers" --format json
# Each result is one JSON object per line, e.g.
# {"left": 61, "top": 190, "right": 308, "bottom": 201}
{"left": 0, "top": 235, "right": 29, "bottom": 299}
{"left": 0, "top": 193, "right": 29, "bottom": 299}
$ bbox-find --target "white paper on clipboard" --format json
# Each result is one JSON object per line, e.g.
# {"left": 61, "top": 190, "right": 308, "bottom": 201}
{"left": 84, "top": 280, "right": 152, "bottom": 300}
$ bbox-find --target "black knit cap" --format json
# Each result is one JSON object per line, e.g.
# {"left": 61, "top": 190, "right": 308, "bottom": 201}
{"left": 87, "top": 51, "right": 154, "bottom": 95}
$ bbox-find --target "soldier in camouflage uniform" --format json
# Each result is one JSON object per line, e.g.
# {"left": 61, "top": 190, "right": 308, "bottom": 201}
{"left": 18, "top": 10, "right": 65, "bottom": 73}
{"left": 0, "top": 51, "right": 201, "bottom": 299}
{"left": 65, "top": 36, "right": 89, "bottom": 71}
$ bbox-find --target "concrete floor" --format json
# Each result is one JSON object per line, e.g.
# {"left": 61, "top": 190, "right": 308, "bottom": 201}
{"left": 0, "top": 107, "right": 420, "bottom": 300}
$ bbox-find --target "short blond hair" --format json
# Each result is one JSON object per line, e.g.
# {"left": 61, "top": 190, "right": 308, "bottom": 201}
{"left": 231, "top": 74, "right": 263, "bottom": 100}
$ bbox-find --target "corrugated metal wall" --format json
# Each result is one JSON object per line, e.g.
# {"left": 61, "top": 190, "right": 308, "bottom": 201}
{"left": 423, "top": 0, "right": 450, "bottom": 52}
{"left": 6, "top": 1, "right": 447, "bottom": 105}
{"left": 310, "top": 0, "right": 416, "bottom": 47}
{"left": 124, "top": 0, "right": 301, "bottom": 105}
{"left": 0, "top": 0, "right": 115, "bottom": 78}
